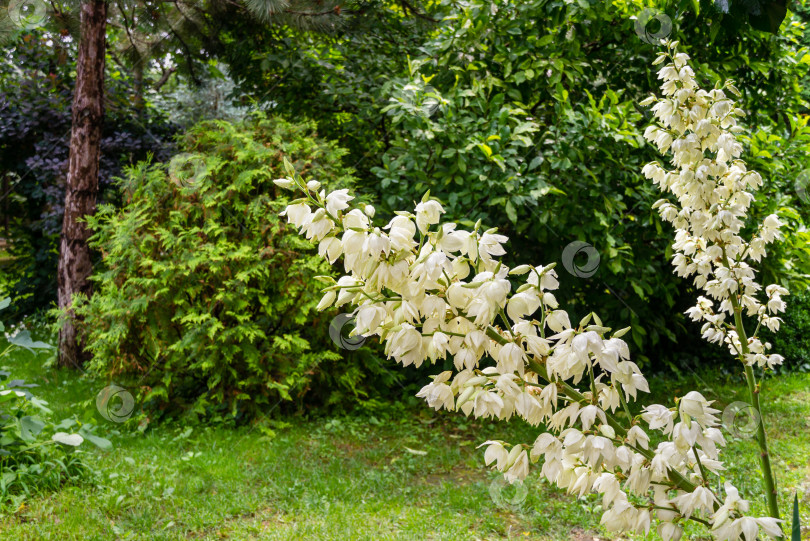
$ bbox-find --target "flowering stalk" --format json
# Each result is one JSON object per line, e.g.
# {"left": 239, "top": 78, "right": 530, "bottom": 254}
{"left": 735, "top": 295, "right": 780, "bottom": 521}
{"left": 275, "top": 43, "right": 787, "bottom": 541}
{"left": 641, "top": 40, "right": 788, "bottom": 529}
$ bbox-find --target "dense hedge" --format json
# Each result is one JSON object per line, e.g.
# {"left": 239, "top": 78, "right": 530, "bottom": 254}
{"left": 369, "top": 0, "right": 810, "bottom": 368}
{"left": 74, "top": 114, "right": 399, "bottom": 421}
{"left": 221, "top": 0, "right": 810, "bottom": 369}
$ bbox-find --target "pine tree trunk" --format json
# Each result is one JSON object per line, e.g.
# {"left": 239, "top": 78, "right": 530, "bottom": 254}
{"left": 132, "top": 56, "right": 144, "bottom": 113}
{"left": 57, "top": 0, "right": 107, "bottom": 368}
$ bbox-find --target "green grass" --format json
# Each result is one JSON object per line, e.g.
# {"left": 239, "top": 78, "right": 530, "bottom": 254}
{"left": 1, "top": 344, "right": 809, "bottom": 540}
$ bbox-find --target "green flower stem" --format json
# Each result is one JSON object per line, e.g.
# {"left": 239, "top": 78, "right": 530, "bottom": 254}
{"left": 692, "top": 444, "right": 710, "bottom": 486}
{"left": 721, "top": 249, "right": 781, "bottom": 526}
{"left": 618, "top": 389, "right": 634, "bottom": 423}
{"left": 729, "top": 292, "right": 782, "bottom": 527}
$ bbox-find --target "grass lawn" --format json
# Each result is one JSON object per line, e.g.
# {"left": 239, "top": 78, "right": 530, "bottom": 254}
{"left": 1, "top": 345, "right": 809, "bottom": 540}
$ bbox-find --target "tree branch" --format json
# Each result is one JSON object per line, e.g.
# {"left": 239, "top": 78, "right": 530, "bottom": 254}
{"left": 153, "top": 65, "right": 177, "bottom": 90}
{"left": 398, "top": 0, "right": 437, "bottom": 22}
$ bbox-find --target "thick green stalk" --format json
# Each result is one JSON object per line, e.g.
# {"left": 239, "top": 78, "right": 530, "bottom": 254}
{"left": 729, "top": 294, "right": 781, "bottom": 525}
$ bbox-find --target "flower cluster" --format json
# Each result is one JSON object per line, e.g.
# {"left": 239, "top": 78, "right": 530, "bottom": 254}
{"left": 3, "top": 321, "right": 26, "bottom": 341}
{"left": 274, "top": 45, "right": 784, "bottom": 541}
{"left": 641, "top": 42, "right": 787, "bottom": 371}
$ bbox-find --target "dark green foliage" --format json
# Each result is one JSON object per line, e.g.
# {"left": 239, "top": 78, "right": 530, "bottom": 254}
{"left": 368, "top": 0, "right": 810, "bottom": 366}
{"left": 220, "top": 0, "right": 810, "bottom": 370}
{"left": 0, "top": 32, "right": 177, "bottom": 316}
{"left": 216, "top": 0, "right": 440, "bottom": 182}
{"left": 75, "top": 114, "right": 399, "bottom": 421}
{"left": 762, "top": 288, "right": 810, "bottom": 372}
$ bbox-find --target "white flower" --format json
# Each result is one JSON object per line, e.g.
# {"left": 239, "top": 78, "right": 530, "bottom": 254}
{"left": 480, "top": 440, "right": 508, "bottom": 470}
{"left": 355, "top": 304, "right": 387, "bottom": 335}
{"left": 273, "top": 47, "right": 786, "bottom": 540}
{"left": 315, "top": 290, "right": 336, "bottom": 311}
{"left": 318, "top": 237, "right": 343, "bottom": 264}
{"left": 325, "top": 189, "right": 353, "bottom": 216}
{"left": 658, "top": 522, "right": 683, "bottom": 541}
{"left": 754, "top": 517, "right": 784, "bottom": 539}
{"left": 506, "top": 290, "right": 541, "bottom": 321}
{"left": 578, "top": 405, "right": 606, "bottom": 431}
{"left": 416, "top": 372, "right": 454, "bottom": 411}
{"left": 414, "top": 200, "right": 444, "bottom": 234}
{"left": 273, "top": 177, "right": 294, "bottom": 189}
{"left": 497, "top": 342, "right": 525, "bottom": 374}
{"left": 280, "top": 202, "right": 311, "bottom": 228}
{"left": 504, "top": 449, "right": 529, "bottom": 482}
{"left": 642, "top": 404, "right": 674, "bottom": 434}
{"left": 627, "top": 425, "right": 650, "bottom": 450}
{"left": 385, "top": 215, "right": 417, "bottom": 252}
{"left": 477, "top": 232, "right": 508, "bottom": 261}
{"left": 546, "top": 310, "right": 571, "bottom": 333}
{"left": 474, "top": 391, "right": 504, "bottom": 419}
{"left": 671, "top": 486, "right": 717, "bottom": 519}
{"left": 679, "top": 391, "right": 720, "bottom": 428}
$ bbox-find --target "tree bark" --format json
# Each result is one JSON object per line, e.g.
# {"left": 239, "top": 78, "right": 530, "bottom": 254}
{"left": 132, "top": 54, "right": 144, "bottom": 113}
{"left": 58, "top": 0, "right": 107, "bottom": 368}
{"left": 2, "top": 174, "right": 9, "bottom": 237}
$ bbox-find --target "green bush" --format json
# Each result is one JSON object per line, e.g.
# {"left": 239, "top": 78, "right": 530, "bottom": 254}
{"left": 369, "top": 0, "right": 810, "bottom": 367}
{"left": 75, "top": 114, "right": 399, "bottom": 421}
{"left": 215, "top": 0, "right": 810, "bottom": 371}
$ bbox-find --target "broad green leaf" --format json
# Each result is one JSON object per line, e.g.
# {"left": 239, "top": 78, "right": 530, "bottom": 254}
{"left": 8, "top": 331, "right": 53, "bottom": 352}
{"left": 20, "top": 416, "right": 45, "bottom": 441}
{"left": 83, "top": 433, "right": 113, "bottom": 450}
{"left": 477, "top": 143, "right": 493, "bottom": 159}
{"left": 505, "top": 200, "right": 517, "bottom": 224}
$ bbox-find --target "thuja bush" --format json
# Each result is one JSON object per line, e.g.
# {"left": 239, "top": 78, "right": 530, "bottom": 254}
{"left": 276, "top": 45, "right": 802, "bottom": 540}
{"left": 74, "top": 114, "right": 397, "bottom": 421}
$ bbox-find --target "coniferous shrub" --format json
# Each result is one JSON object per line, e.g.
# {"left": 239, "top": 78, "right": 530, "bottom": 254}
{"left": 75, "top": 114, "right": 398, "bottom": 421}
